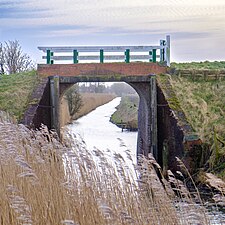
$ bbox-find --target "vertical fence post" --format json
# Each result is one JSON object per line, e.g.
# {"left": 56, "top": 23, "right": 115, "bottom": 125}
{"left": 152, "top": 49, "right": 157, "bottom": 63}
{"left": 165, "top": 35, "right": 170, "bottom": 67}
{"left": 125, "top": 49, "right": 130, "bottom": 63}
{"left": 100, "top": 49, "right": 104, "bottom": 63}
{"left": 149, "top": 51, "right": 153, "bottom": 62}
{"left": 50, "top": 52, "right": 54, "bottom": 64}
{"left": 73, "top": 50, "right": 78, "bottom": 63}
{"left": 47, "top": 49, "right": 51, "bottom": 64}
{"left": 160, "top": 40, "right": 165, "bottom": 62}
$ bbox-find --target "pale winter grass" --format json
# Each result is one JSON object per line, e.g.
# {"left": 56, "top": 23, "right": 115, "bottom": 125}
{"left": 169, "top": 75, "right": 225, "bottom": 176}
{"left": 0, "top": 116, "right": 213, "bottom": 224}
{"left": 169, "top": 76, "right": 224, "bottom": 144}
{"left": 73, "top": 93, "right": 116, "bottom": 119}
{"left": 0, "top": 70, "right": 38, "bottom": 121}
{"left": 60, "top": 93, "right": 116, "bottom": 127}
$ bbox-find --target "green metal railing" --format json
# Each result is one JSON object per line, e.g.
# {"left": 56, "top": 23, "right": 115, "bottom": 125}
{"left": 38, "top": 35, "right": 170, "bottom": 66}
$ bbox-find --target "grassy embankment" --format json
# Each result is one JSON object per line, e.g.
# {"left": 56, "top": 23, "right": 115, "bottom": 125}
{"left": 172, "top": 61, "right": 225, "bottom": 69}
{"left": 110, "top": 95, "right": 139, "bottom": 131}
{"left": 74, "top": 93, "right": 116, "bottom": 120}
{"left": 169, "top": 62, "right": 225, "bottom": 179}
{"left": 60, "top": 93, "right": 116, "bottom": 127}
{"left": 0, "top": 70, "right": 38, "bottom": 121}
{"left": 110, "top": 61, "right": 225, "bottom": 180}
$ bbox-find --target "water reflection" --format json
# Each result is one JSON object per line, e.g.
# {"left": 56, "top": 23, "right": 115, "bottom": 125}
{"left": 67, "top": 97, "right": 137, "bottom": 164}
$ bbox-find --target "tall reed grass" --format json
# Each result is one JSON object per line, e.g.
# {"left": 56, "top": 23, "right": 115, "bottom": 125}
{"left": 0, "top": 115, "right": 218, "bottom": 224}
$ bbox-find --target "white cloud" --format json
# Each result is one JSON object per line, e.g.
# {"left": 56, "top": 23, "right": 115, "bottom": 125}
{"left": 2, "top": 0, "right": 225, "bottom": 28}
{"left": 1, "top": 0, "right": 225, "bottom": 61}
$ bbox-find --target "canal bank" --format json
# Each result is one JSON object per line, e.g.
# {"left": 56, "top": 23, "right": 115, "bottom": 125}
{"left": 66, "top": 97, "right": 138, "bottom": 163}
{"left": 110, "top": 95, "right": 139, "bottom": 131}
{"left": 60, "top": 93, "right": 116, "bottom": 127}
{"left": 65, "top": 98, "right": 225, "bottom": 224}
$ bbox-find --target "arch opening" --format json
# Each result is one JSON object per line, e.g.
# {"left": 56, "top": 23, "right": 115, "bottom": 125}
{"left": 43, "top": 74, "right": 158, "bottom": 162}
{"left": 60, "top": 81, "right": 139, "bottom": 159}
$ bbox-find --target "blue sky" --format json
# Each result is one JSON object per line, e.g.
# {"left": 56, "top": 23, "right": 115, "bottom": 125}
{"left": 1, "top": 0, "right": 225, "bottom": 62}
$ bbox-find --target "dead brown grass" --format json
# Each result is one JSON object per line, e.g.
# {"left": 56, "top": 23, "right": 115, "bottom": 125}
{"left": 60, "top": 93, "right": 116, "bottom": 127}
{"left": 0, "top": 114, "right": 216, "bottom": 224}
{"left": 75, "top": 93, "right": 116, "bottom": 119}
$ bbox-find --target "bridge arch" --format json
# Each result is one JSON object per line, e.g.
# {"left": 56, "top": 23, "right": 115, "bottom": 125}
{"left": 48, "top": 72, "right": 158, "bottom": 159}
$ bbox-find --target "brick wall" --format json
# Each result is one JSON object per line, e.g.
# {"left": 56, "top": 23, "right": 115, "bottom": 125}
{"left": 38, "top": 63, "right": 167, "bottom": 77}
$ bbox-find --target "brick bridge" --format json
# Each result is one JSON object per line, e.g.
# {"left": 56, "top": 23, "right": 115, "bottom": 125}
{"left": 27, "top": 36, "right": 173, "bottom": 162}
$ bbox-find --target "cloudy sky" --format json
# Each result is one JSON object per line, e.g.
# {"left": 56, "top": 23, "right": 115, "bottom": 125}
{"left": 1, "top": 0, "right": 225, "bottom": 62}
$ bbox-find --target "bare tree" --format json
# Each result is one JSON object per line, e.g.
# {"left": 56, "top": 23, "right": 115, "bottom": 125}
{"left": 64, "top": 85, "right": 83, "bottom": 117}
{"left": 0, "top": 43, "right": 4, "bottom": 75}
{"left": 4, "top": 40, "right": 33, "bottom": 74}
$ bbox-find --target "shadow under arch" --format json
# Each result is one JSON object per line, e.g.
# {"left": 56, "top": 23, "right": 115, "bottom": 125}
{"left": 50, "top": 74, "right": 157, "bottom": 160}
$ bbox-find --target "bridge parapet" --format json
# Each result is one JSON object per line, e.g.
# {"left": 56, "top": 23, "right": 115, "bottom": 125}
{"left": 38, "top": 35, "right": 170, "bottom": 66}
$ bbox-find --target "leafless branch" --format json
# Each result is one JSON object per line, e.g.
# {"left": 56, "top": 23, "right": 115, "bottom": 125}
{"left": 3, "top": 40, "right": 34, "bottom": 74}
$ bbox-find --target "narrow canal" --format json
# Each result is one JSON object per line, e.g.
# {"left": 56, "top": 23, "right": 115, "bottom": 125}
{"left": 66, "top": 97, "right": 225, "bottom": 224}
{"left": 67, "top": 97, "right": 137, "bottom": 164}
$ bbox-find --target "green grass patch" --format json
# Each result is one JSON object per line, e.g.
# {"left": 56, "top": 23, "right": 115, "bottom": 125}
{"left": 110, "top": 95, "right": 139, "bottom": 130}
{"left": 168, "top": 73, "right": 225, "bottom": 176}
{"left": 158, "top": 61, "right": 225, "bottom": 176}
{"left": 0, "top": 70, "right": 39, "bottom": 121}
{"left": 171, "top": 61, "right": 225, "bottom": 70}
{"left": 169, "top": 76, "right": 224, "bottom": 142}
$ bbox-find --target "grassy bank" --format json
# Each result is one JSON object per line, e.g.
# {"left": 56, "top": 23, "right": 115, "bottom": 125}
{"left": 74, "top": 93, "right": 116, "bottom": 120}
{"left": 162, "top": 61, "right": 225, "bottom": 179}
{"left": 0, "top": 70, "right": 38, "bottom": 121}
{"left": 110, "top": 95, "right": 139, "bottom": 131}
{"left": 60, "top": 93, "right": 116, "bottom": 127}
{"left": 171, "top": 61, "right": 225, "bottom": 70}
{"left": 169, "top": 74, "right": 225, "bottom": 177}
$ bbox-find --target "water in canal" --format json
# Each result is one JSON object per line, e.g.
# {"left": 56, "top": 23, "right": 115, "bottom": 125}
{"left": 66, "top": 97, "right": 225, "bottom": 224}
{"left": 67, "top": 97, "right": 137, "bottom": 164}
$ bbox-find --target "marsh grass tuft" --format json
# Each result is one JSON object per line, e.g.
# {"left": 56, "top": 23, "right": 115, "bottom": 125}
{"left": 0, "top": 115, "right": 220, "bottom": 224}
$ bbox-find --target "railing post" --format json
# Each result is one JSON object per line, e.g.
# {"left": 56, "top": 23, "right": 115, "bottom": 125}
{"left": 160, "top": 40, "right": 165, "bottom": 62}
{"left": 149, "top": 51, "right": 153, "bottom": 62}
{"left": 73, "top": 50, "right": 78, "bottom": 63}
{"left": 47, "top": 50, "right": 54, "bottom": 64}
{"left": 100, "top": 49, "right": 104, "bottom": 63}
{"left": 50, "top": 52, "right": 54, "bottom": 64}
{"left": 125, "top": 49, "right": 130, "bottom": 63}
{"left": 152, "top": 49, "right": 157, "bottom": 63}
{"left": 47, "top": 49, "right": 51, "bottom": 64}
{"left": 165, "top": 35, "right": 170, "bottom": 67}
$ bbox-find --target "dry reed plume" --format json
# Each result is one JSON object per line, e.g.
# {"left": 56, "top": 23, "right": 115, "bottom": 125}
{"left": 0, "top": 113, "right": 217, "bottom": 224}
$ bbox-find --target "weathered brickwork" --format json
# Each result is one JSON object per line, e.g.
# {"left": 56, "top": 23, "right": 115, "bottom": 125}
{"left": 37, "top": 63, "right": 167, "bottom": 77}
